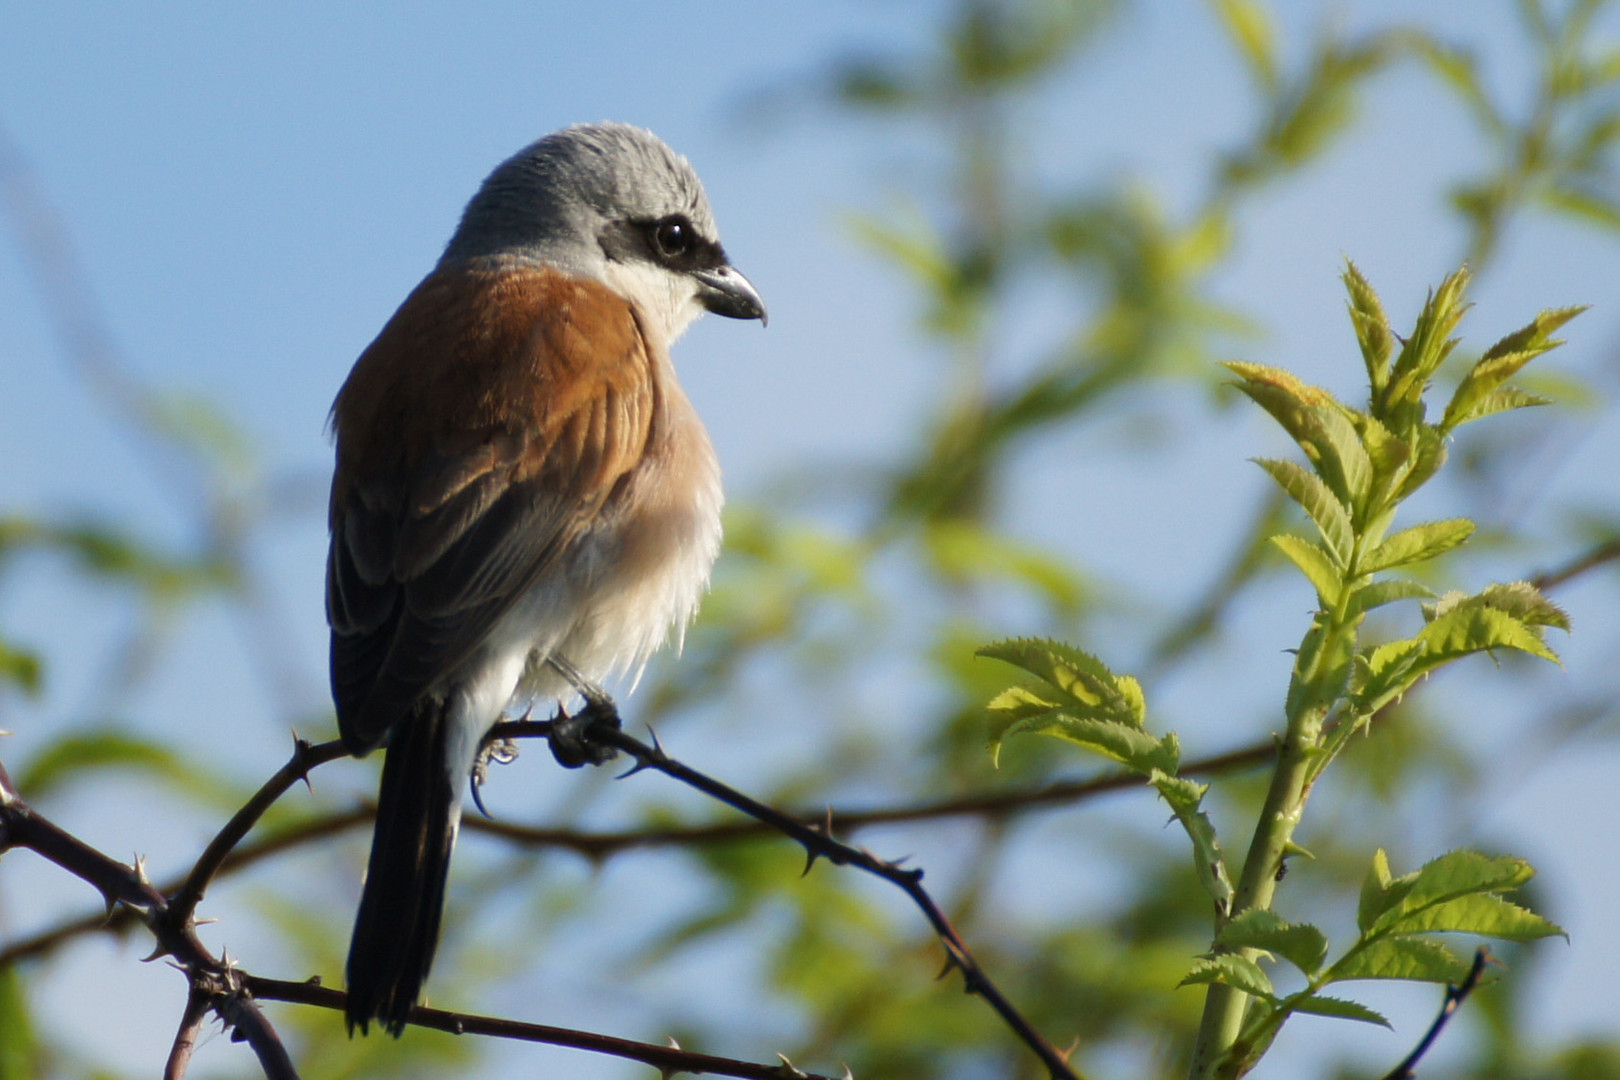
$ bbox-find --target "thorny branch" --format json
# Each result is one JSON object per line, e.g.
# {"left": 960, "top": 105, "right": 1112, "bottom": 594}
{"left": 0, "top": 739, "right": 1275, "bottom": 969}
{"left": 494, "top": 716, "right": 1088, "bottom": 1080}
{"left": 0, "top": 760, "right": 299, "bottom": 1080}
{"left": 245, "top": 975, "right": 848, "bottom": 1080}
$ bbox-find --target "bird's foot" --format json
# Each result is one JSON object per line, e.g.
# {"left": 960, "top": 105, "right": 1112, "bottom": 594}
{"left": 545, "top": 654, "right": 622, "bottom": 768}
{"left": 548, "top": 698, "right": 622, "bottom": 768}
{"left": 469, "top": 736, "right": 520, "bottom": 817}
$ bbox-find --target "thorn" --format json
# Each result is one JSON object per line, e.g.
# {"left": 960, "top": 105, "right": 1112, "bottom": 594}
{"left": 133, "top": 854, "right": 150, "bottom": 885}
{"left": 801, "top": 847, "right": 822, "bottom": 877}
{"left": 842, "top": 1066, "right": 856, "bottom": 1080}
{"left": 305, "top": 974, "right": 323, "bottom": 986}
{"left": 194, "top": 916, "right": 219, "bottom": 927}
{"left": 614, "top": 757, "right": 654, "bottom": 780}
{"left": 775, "top": 1052, "right": 809, "bottom": 1079}
{"left": 141, "top": 941, "right": 172, "bottom": 963}
{"left": 935, "top": 948, "right": 964, "bottom": 981}
{"left": 665, "top": 1034, "right": 682, "bottom": 1050}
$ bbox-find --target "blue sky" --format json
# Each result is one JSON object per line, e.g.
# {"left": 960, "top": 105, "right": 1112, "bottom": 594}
{"left": 1, "top": 3, "right": 1617, "bottom": 1077}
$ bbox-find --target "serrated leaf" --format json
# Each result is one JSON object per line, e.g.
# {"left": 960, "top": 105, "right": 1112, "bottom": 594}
{"left": 1361, "top": 519, "right": 1474, "bottom": 574}
{"left": 998, "top": 712, "right": 1179, "bottom": 774}
{"left": 1346, "top": 579, "right": 1435, "bottom": 618}
{"left": 1271, "top": 534, "right": 1343, "bottom": 607}
{"left": 1447, "top": 386, "right": 1551, "bottom": 428}
{"left": 1289, "top": 994, "right": 1391, "bottom": 1027}
{"left": 1388, "top": 849, "right": 1535, "bottom": 912}
{"left": 1225, "top": 366, "right": 1373, "bottom": 506}
{"left": 1217, "top": 910, "right": 1330, "bottom": 976}
{"left": 1394, "top": 424, "right": 1449, "bottom": 502}
{"left": 1179, "top": 953, "right": 1275, "bottom": 998}
{"left": 1475, "top": 581, "right": 1571, "bottom": 630}
{"left": 1343, "top": 260, "right": 1392, "bottom": 395}
{"left": 1419, "top": 603, "right": 1559, "bottom": 664}
{"left": 1358, "top": 848, "right": 1401, "bottom": 932}
{"left": 1356, "top": 602, "right": 1560, "bottom": 713}
{"left": 1386, "top": 268, "right": 1471, "bottom": 409}
{"left": 1382, "top": 893, "right": 1564, "bottom": 940}
{"left": 1152, "top": 770, "right": 1235, "bottom": 910}
{"left": 1328, "top": 936, "right": 1471, "bottom": 985}
{"left": 1255, "top": 458, "right": 1353, "bottom": 562}
{"left": 977, "top": 638, "right": 1145, "bottom": 726}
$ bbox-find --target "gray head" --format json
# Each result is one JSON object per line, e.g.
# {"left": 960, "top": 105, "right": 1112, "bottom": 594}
{"left": 440, "top": 122, "right": 764, "bottom": 340}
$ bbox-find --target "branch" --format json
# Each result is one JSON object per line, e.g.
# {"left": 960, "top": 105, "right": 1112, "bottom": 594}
{"left": 493, "top": 718, "right": 1088, "bottom": 1080}
{"left": 1531, "top": 537, "right": 1620, "bottom": 591}
{"left": 0, "top": 761, "right": 299, "bottom": 1079}
{"left": 245, "top": 975, "right": 847, "bottom": 1080}
{"left": 164, "top": 986, "right": 212, "bottom": 1080}
{"left": 1, "top": 742, "right": 1275, "bottom": 969}
{"left": 1377, "top": 947, "right": 1492, "bottom": 1080}
{"left": 168, "top": 734, "right": 347, "bottom": 924}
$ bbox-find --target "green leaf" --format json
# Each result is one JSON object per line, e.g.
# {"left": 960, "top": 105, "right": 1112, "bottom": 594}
{"left": 1153, "top": 770, "right": 1235, "bottom": 911}
{"left": 1344, "top": 260, "right": 1393, "bottom": 395}
{"left": 1385, "top": 267, "right": 1470, "bottom": 411}
{"left": 1384, "top": 849, "right": 1533, "bottom": 912}
{"left": 1225, "top": 366, "right": 1375, "bottom": 507}
{"left": 1358, "top": 848, "right": 1402, "bottom": 933}
{"left": 1360, "top": 519, "right": 1474, "bottom": 574}
{"left": 1328, "top": 936, "right": 1472, "bottom": 985}
{"left": 1441, "top": 305, "right": 1582, "bottom": 431}
{"left": 1383, "top": 893, "right": 1563, "bottom": 941}
{"left": 1445, "top": 386, "right": 1551, "bottom": 429}
{"left": 1254, "top": 458, "right": 1353, "bottom": 563}
{"left": 1270, "top": 534, "right": 1343, "bottom": 607}
{"left": 1179, "top": 953, "right": 1275, "bottom": 998}
{"left": 1419, "top": 602, "right": 1559, "bottom": 664}
{"left": 993, "top": 710, "right": 1179, "bottom": 774}
{"left": 1213, "top": 0, "right": 1280, "bottom": 90}
{"left": 1217, "top": 909, "right": 1330, "bottom": 976}
{"left": 1473, "top": 581, "right": 1571, "bottom": 631}
{"left": 1357, "top": 601, "right": 1561, "bottom": 714}
{"left": 0, "top": 640, "right": 42, "bottom": 696}
{"left": 1346, "top": 579, "right": 1435, "bottom": 618}
{"left": 1289, "top": 994, "right": 1391, "bottom": 1027}
{"left": 977, "top": 638, "right": 1145, "bottom": 725}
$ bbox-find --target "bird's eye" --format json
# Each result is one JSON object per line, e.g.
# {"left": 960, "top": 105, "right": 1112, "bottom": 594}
{"left": 653, "top": 217, "right": 692, "bottom": 258}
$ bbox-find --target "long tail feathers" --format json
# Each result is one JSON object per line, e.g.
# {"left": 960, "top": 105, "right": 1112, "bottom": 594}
{"left": 346, "top": 701, "right": 459, "bottom": 1036}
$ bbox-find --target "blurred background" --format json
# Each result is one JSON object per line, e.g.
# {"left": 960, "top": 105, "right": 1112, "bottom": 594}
{"left": 1, "top": 2, "right": 1618, "bottom": 1078}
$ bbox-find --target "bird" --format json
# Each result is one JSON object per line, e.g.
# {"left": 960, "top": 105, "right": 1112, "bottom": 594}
{"left": 325, "top": 122, "right": 765, "bottom": 1036}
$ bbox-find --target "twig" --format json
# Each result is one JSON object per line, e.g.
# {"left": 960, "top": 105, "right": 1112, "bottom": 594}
{"left": 491, "top": 718, "right": 1087, "bottom": 1080}
{"left": 1376, "top": 947, "right": 1492, "bottom": 1080}
{"left": 245, "top": 975, "right": 846, "bottom": 1080}
{"left": 1, "top": 743, "right": 1276, "bottom": 969}
{"left": 168, "top": 735, "right": 347, "bottom": 924}
{"left": 0, "top": 763, "right": 299, "bottom": 1080}
{"left": 165, "top": 986, "right": 212, "bottom": 1080}
{"left": 1531, "top": 537, "right": 1620, "bottom": 591}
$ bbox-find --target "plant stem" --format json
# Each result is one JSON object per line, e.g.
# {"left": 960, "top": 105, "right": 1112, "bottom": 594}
{"left": 1188, "top": 598, "right": 1358, "bottom": 1079}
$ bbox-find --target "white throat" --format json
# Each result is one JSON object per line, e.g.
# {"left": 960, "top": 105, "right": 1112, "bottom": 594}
{"left": 601, "top": 260, "right": 705, "bottom": 345}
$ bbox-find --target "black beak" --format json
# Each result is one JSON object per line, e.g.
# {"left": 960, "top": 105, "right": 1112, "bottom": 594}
{"left": 692, "top": 265, "right": 767, "bottom": 326}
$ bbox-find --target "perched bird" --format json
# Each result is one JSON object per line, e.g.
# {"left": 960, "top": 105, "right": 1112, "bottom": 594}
{"left": 326, "top": 122, "right": 765, "bottom": 1035}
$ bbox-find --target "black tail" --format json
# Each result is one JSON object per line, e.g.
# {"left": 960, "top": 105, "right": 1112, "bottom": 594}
{"left": 346, "top": 700, "right": 459, "bottom": 1036}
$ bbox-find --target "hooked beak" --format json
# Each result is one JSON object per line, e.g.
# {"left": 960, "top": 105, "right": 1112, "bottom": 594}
{"left": 692, "top": 264, "right": 767, "bottom": 326}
